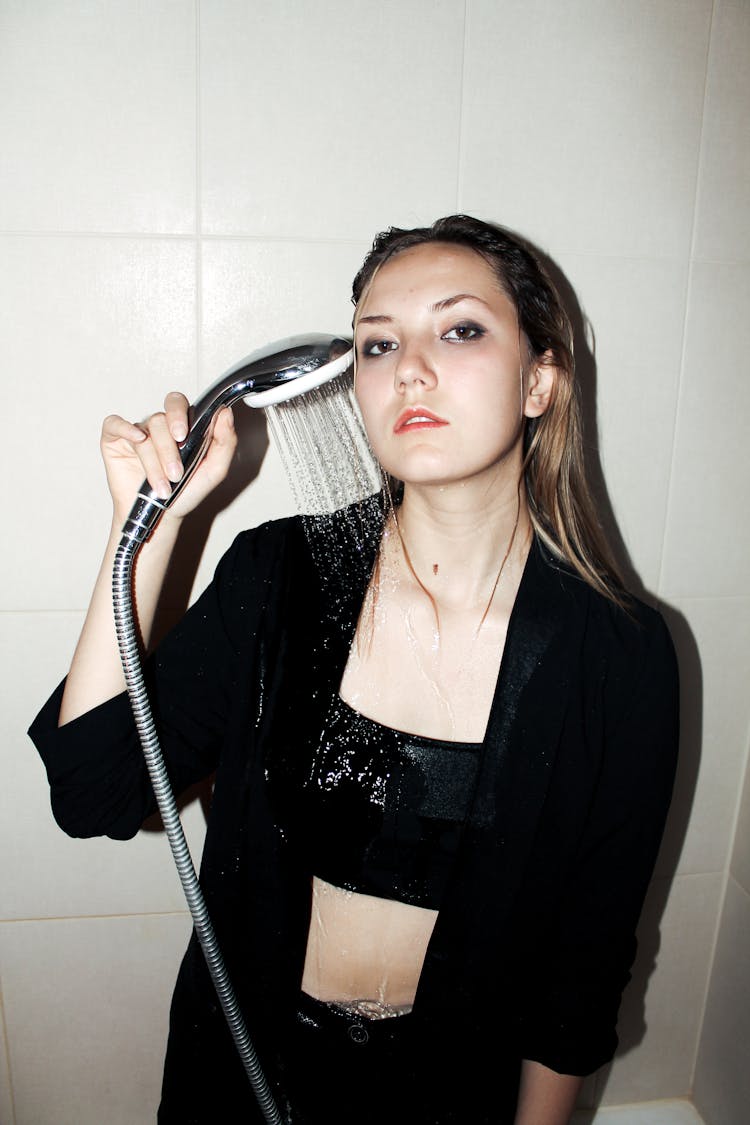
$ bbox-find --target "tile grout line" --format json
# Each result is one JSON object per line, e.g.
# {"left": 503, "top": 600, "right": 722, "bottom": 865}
{"left": 680, "top": 9, "right": 735, "bottom": 1099}
{"left": 195, "top": 0, "right": 202, "bottom": 393}
{"left": 578, "top": 1098, "right": 704, "bottom": 1123}
{"left": 0, "top": 228, "right": 371, "bottom": 248}
{"left": 727, "top": 868, "right": 750, "bottom": 904}
{"left": 0, "top": 911, "right": 191, "bottom": 925}
{"left": 0, "top": 973, "right": 18, "bottom": 1125}
{"left": 0, "top": 227, "right": 744, "bottom": 267}
{"left": 655, "top": 0, "right": 714, "bottom": 605}
{"left": 454, "top": 0, "right": 469, "bottom": 212}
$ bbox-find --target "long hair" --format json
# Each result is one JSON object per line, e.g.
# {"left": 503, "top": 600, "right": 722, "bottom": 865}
{"left": 351, "top": 214, "right": 627, "bottom": 605}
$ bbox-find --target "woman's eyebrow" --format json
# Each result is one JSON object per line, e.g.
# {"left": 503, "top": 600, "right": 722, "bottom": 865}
{"left": 357, "top": 294, "right": 490, "bottom": 326}
{"left": 356, "top": 313, "right": 393, "bottom": 325}
{"left": 430, "top": 293, "right": 490, "bottom": 313}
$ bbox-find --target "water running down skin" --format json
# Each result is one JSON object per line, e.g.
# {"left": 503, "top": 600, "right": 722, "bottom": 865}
{"left": 301, "top": 877, "right": 436, "bottom": 1012}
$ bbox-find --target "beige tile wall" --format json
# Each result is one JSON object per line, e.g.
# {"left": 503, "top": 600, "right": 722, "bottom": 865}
{"left": 1, "top": 1, "right": 747, "bottom": 1122}
{"left": 693, "top": 872, "right": 750, "bottom": 1125}
{"left": 693, "top": 741, "right": 750, "bottom": 1124}
{"left": 667, "top": 6, "right": 750, "bottom": 1120}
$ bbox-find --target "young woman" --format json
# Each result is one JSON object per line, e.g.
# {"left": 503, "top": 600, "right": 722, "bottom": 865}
{"left": 30, "top": 215, "right": 679, "bottom": 1124}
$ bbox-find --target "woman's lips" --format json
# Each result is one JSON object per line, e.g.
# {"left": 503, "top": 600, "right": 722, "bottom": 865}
{"left": 393, "top": 407, "right": 449, "bottom": 434}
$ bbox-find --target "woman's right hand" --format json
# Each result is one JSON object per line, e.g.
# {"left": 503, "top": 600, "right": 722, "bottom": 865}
{"left": 60, "top": 392, "right": 237, "bottom": 724}
{"left": 101, "top": 392, "right": 238, "bottom": 524}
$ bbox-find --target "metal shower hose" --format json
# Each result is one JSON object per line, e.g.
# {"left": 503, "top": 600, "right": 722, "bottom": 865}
{"left": 113, "top": 535, "right": 283, "bottom": 1125}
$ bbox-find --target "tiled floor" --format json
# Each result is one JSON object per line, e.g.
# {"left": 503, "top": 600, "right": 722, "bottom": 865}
{"left": 571, "top": 1100, "right": 704, "bottom": 1124}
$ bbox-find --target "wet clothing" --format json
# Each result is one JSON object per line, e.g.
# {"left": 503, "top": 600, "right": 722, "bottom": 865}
{"left": 29, "top": 499, "right": 679, "bottom": 1123}
{"left": 277, "top": 692, "right": 482, "bottom": 909}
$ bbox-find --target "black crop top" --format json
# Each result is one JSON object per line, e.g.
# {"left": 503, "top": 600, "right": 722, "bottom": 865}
{"left": 271, "top": 695, "right": 481, "bottom": 911}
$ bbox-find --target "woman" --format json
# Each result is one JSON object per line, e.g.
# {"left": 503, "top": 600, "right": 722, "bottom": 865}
{"left": 30, "top": 215, "right": 679, "bottom": 1124}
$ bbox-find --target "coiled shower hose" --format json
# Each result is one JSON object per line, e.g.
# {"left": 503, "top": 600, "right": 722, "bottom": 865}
{"left": 113, "top": 535, "right": 283, "bottom": 1125}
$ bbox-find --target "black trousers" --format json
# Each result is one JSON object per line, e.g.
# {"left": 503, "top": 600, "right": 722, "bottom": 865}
{"left": 272, "top": 992, "right": 520, "bottom": 1124}
{"left": 159, "top": 991, "right": 520, "bottom": 1123}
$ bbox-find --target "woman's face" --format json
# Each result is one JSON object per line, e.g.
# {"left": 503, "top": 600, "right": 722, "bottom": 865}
{"left": 354, "top": 242, "right": 547, "bottom": 494}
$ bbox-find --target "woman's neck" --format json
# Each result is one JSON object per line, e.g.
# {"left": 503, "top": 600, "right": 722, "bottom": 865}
{"left": 390, "top": 477, "right": 532, "bottom": 612}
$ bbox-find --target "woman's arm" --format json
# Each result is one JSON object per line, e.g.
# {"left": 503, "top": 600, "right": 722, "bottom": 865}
{"left": 514, "top": 1060, "right": 583, "bottom": 1125}
{"left": 59, "top": 395, "right": 236, "bottom": 724}
{"left": 515, "top": 605, "right": 679, "bottom": 1077}
{"left": 31, "top": 523, "right": 277, "bottom": 839}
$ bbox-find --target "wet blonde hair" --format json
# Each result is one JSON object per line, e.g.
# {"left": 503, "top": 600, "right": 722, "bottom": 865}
{"left": 352, "top": 214, "right": 627, "bottom": 605}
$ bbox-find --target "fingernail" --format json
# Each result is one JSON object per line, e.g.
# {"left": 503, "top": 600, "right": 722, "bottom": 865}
{"left": 172, "top": 423, "right": 188, "bottom": 442}
{"left": 167, "top": 460, "right": 183, "bottom": 483}
{"left": 156, "top": 479, "right": 172, "bottom": 500}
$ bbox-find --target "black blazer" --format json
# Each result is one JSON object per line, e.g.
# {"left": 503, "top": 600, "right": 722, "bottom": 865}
{"left": 30, "top": 501, "right": 679, "bottom": 1098}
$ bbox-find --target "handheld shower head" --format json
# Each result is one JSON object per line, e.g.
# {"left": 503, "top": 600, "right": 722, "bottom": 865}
{"left": 121, "top": 333, "right": 353, "bottom": 544}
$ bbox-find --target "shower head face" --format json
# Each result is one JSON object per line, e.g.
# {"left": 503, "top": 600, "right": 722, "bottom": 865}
{"left": 196, "top": 334, "right": 353, "bottom": 418}
{"left": 121, "top": 333, "right": 353, "bottom": 544}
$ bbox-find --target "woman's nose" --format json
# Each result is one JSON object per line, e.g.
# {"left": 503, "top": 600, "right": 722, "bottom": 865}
{"left": 394, "top": 344, "right": 436, "bottom": 392}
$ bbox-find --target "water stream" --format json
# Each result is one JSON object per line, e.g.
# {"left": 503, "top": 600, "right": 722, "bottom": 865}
{"left": 265, "top": 373, "right": 381, "bottom": 517}
{"left": 265, "top": 373, "right": 385, "bottom": 615}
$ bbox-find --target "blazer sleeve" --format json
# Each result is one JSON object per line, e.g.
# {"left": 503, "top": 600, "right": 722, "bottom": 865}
{"left": 518, "top": 607, "right": 680, "bottom": 1075}
{"left": 28, "top": 525, "right": 279, "bottom": 842}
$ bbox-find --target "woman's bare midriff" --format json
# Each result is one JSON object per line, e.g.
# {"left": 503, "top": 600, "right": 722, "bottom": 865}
{"left": 301, "top": 877, "right": 438, "bottom": 1009}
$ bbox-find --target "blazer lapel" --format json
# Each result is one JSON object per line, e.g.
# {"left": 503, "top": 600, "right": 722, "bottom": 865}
{"left": 472, "top": 537, "right": 577, "bottom": 832}
{"left": 417, "top": 538, "right": 586, "bottom": 1007}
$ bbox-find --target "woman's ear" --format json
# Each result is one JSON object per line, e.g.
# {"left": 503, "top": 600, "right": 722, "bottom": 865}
{"left": 523, "top": 351, "right": 557, "bottom": 418}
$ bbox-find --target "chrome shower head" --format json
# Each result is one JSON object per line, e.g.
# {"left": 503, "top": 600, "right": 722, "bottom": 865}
{"left": 121, "top": 333, "right": 353, "bottom": 544}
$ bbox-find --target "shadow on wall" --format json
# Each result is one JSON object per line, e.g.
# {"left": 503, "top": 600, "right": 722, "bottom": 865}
{"left": 137, "top": 233, "right": 703, "bottom": 1110}
{"left": 536, "top": 241, "right": 702, "bottom": 1106}
{"left": 599, "top": 601, "right": 702, "bottom": 1085}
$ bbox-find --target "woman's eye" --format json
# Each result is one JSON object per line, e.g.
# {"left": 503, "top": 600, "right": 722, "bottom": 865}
{"left": 442, "top": 322, "right": 485, "bottom": 342}
{"left": 362, "top": 339, "right": 398, "bottom": 357}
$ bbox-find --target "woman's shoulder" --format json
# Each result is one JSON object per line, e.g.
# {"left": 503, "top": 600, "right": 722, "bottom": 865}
{"left": 215, "top": 494, "right": 384, "bottom": 592}
{"left": 228, "top": 511, "right": 306, "bottom": 557}
{"left": 209, "top": 514, "right": 309, "bottom": 606}
{"left": 534, "top": 537, "right": 677, "bottom": 683}
{"left": 529, "top": 544, "right": 679, "bottom": 768}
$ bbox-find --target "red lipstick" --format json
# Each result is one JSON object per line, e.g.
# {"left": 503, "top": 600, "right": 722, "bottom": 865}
{"left": 393, "top": 407, "right": 448, "bottom": 434}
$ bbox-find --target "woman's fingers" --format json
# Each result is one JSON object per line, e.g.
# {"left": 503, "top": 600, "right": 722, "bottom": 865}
{"left": 197, "top": 406, "right": 237, "bottom": 488}
{"left": 133, "top": 413, "right": 178, "bottom": 498}
{"left": 100, "top": 397, "right": 237, "bottom": 517}
{"left": 143, "top": 410, "right": 185, "bottom": 488}
{"left": 101, "top": 413, "right": 148, "bottom": 446}
{"left": 101, "top": 406, "right": 183, "bottom": 501}
{"left": 163, "top": 391, "right": 190, "bottom": 443}
{"left": 157, "top": 392, "right": 192, "bottom": 489}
